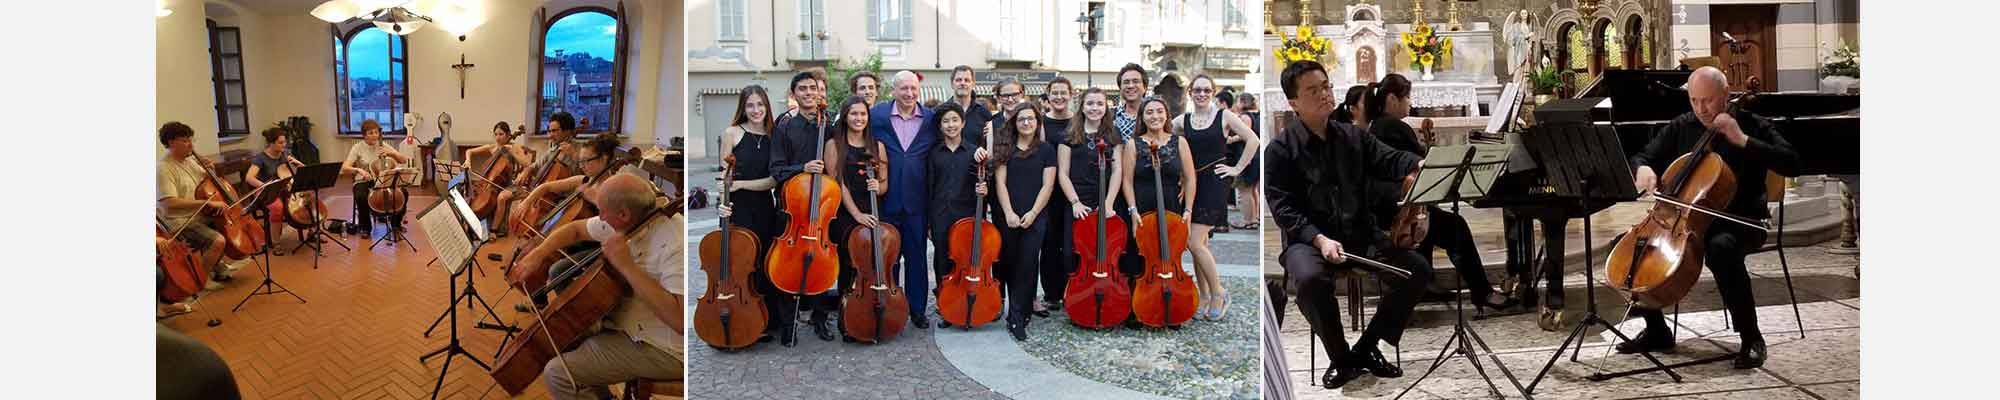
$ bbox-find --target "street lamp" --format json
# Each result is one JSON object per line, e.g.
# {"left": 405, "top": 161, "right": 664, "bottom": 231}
{"left": 1077, "top": 7, "right": 1103, "bottom": 87}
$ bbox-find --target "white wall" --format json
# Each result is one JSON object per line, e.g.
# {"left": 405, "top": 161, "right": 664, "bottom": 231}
{"left": 156, "top": 0, "right": 678, "bottom": 164}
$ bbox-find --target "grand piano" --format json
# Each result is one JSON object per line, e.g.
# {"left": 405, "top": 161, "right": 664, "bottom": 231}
{"left": 1468, "top": 69, "right": 1858, "bottom": 318}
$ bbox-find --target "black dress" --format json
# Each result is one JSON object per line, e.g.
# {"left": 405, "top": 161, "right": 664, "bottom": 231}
{"left": 727, "top": 128, "right": 789, "bottom": 335}
{"left": 1182, "top": 108, "right": 1232, "bottom": 226}
{"left": 1132, "top": 135, "right": 1186, "bottom": 215}
{"left": 1038, "top": 115, "right": 1075, "bottom": 306}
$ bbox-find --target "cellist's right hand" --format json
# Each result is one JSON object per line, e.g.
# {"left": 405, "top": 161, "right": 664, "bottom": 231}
{"left": 1313, "top": 235, "right": 1347, "bottom": 264}
{"left": 804, "top": 160, "right": 825, "bottom": 174}
{"left": 1633, "top": 166, "right": 1658, "bottom": 196}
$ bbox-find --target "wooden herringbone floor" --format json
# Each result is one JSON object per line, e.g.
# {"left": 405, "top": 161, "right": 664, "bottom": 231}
{"left": 160, "top": 190, "right": 663, "bottom": 399}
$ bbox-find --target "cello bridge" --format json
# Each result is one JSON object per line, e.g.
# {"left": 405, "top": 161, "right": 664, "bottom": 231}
{"left": 1091, "top": 272, "right": 1109, "bottom": 278}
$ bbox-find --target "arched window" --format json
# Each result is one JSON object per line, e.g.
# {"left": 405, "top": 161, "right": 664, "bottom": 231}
{"left": 1562, "top": 23, "right": 1586, "bottom": 71}
{"left": 334, "top": 26, "right": 409, "bottom": 135}
{"left": 1604, "top": 24, "right": 1624, "bottom": 70}
{"left": 536, "top": 7, "right": 627, "bottom": 136}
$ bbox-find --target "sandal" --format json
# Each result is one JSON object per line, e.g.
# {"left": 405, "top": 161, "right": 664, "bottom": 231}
{"left": 159, "top": 304, "right": 195, "bottom": 319}
{"left": 1232, "top": 222, "right": 1260, "bottom": 230}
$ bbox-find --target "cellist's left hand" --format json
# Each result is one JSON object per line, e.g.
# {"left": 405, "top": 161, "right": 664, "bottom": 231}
{"left": 1713, "top": 113, "right": 1748, "bottom": 147}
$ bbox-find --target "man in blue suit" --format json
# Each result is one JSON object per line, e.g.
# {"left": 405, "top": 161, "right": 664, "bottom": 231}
{"left": 869, "top": 70, "right": 942, "bottom": 329}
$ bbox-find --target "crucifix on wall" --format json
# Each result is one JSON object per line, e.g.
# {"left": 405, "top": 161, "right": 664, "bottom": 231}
{"left": 451, "top": 54, "right": 475, "bottom": 99}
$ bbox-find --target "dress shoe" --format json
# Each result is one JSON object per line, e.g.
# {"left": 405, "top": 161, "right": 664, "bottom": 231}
{"left": 1353, "top": 347, "right": 1402, "bottom": 378}
{"left": 810, "top": 317, "right": 836, "bottom": 341}
{"left": 1615, "top": 328, "right": 1677, "bottom": 354}
{"left": 938, "top": 319, "right": 955, "bottom": 329}
{"left": 912, "top": 316, "right": 931, "bottom": 330}
{"left": 1733, "top": 338, "right": 1767, "bottom": 369}
{"left": 779, "top": 326, "right": 798, "bottom": 348}
{"left": 1322, "top": 366, "right": 1368, "bottom": 389}
{"left": 1008, "top": 324, "right": 1028, "bottom": 341}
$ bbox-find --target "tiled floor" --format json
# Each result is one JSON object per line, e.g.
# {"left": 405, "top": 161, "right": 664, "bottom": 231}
{"left": 159, "top": 189, "right": 670, "bottom": 399}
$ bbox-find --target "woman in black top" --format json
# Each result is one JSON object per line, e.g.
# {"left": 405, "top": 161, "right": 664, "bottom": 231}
{"left": 1121, "top": 98, "right": 1197, "bottom": 301}
{"left": 716, "top": 85, "right": 791, "bottom": 345}
{"left": 1172, "top": 74, "right": 1261, "bottom": 321}
{"left": 1366, "top": 74, "right": 1513, "bottom": 311}
{"left": 1034, "top": 77, "right": 1075, "bottom": 316}
{"left": 993, "top": 102, "right": 1056, "bottom": 341}
{"left": 824, "top": 96, "right": 888, "bottom": 342}
{"left": 924, "top": 103, "right": 989, "bottom": 328}
{"left": 1057, "top": 88, "right": 1127, "bottom": 310}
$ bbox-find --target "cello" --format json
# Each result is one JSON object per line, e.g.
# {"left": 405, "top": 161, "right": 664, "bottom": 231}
{"left": 938, "top": 159, "right": 1003, "bottom": 329}
{"left": 1604, "top": 83, "right": 1771, "bottom": 310}
{"left": 1131, "top": 142, "right": 1199, "bottom": 328}
{"left": 1385, "top": 118, "right": 1435, "bottom": 250}
{"left": 271, "top": 149, "right": 329, "bottom": 230}
{"left": 191, "top": 153, "right": 266, "bottom": 260}
{"left": 518, "top": 149, "right": 636, "bottom": 294}
{"left": 694, "top": 155, "right": 769, "bottom": 349}
{"left": 510, "top": 139, "right": 583, "bottom": 236}
{"left": 841, "top": 159, "right": 909, "bottom": 342}
{"left": 492, "top": 196, "right": 679, "bottom": 396}
{"left": 364, "top": 143, "right": 410, "bottom": 216}
{"left": 765, "top": 111, "right": 842, "bottom": 295}
{"left": 157, "top": 218, "right": 209, "bottom": 304}
{"left": 468, "top": 126, "right": 525, "bottom": 219}
{"left": 1063, "top": 139, "right": 1132, "bottom": 329}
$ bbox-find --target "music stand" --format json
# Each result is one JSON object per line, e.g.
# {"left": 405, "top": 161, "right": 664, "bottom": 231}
{"left": 370, "top": 168, "right": 420, "bottom": 252}
{"left": 285, "top": 163, "right": 349, "bottom": 270}
{"left": 232, "top": 178, "right": 309, "bottom": 312}
{"left": 421, "top": 174, "right": 516, "bottom": 341}
{"left": 1514, "top": 122, "right": 1714, "bottom": 393}
{"left": 1392, "top": 144, "right": 1532, "bottom": 400}
{"left": 414, "top": 189, "right": 492, "bottom": 400}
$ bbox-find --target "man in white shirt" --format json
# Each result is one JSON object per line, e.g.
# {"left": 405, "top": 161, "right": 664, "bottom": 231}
{"left": 512, "top": 173, "right": 683, "bottom": 399}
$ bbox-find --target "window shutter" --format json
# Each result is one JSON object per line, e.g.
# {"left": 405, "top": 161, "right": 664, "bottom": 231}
{"left": 867, "top": 0, "right": 880, "bottom": 39}
{"left": 899, "top": 0, "right": 912, "bottom": 40}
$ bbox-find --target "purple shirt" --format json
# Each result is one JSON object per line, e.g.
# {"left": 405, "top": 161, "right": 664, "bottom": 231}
{"left": 890, "top": 104, "right": 925, "bottom": 149}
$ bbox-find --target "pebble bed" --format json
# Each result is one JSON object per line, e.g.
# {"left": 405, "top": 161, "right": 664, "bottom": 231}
{"left": 1019, "top": 277, "right": 1262, "bottom": 400}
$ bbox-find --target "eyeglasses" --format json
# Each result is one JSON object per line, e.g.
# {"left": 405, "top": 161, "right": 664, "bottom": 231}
{"left": 997, "top": 91, "right": 1022, "bottom": 98}
{"left": 1301, "top": 83, "right": 1334, "bottom": 98}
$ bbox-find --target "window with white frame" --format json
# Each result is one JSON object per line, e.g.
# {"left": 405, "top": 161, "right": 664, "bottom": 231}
{"left": 718, "top": 0, "right": 747, "bottom": 41}
{"left": 868, "top": 0, "right": 912, "bottom": 41}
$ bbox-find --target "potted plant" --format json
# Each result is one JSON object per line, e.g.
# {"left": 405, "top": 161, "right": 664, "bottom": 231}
{"left": 1529, "top": 65, "right": 1563, "bottom": 104}
{"left": 1402, "top": 24, "right": 1453, "bottom": 81}
{"left": 1819, "top": 41, "right": 1859, "bottom": 94}
{"left": 1273, "top": 25, "right": 1332, "bottom": 68}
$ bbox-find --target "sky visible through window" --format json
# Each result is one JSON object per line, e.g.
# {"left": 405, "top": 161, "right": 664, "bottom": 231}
{"left": 349, "top": 28, "right": 388, "bottom": 80}
{"left": 548, "top": 12, "right": 616, "bottom": 60}
{"left": 541, "top": 11, "right": 619, "bottom": 133}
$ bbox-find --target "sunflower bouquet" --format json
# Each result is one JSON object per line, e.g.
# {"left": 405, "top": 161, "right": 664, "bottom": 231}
{"left": 1401, "top": 23, "right": 1454, "bottom": 73}
{"left": 1273, "top": 25, "right": 1332, "bottom": 67}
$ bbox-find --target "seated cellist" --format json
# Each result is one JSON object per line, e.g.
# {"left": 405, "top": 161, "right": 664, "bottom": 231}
{"left": 510, "top": 134, "right": 624, "bottom": 236}
{"left": 508, "top": 173, "right": 683, "bottom": 399}
{"left": 496, "top": 112, "right": 582, "bottom": 237}
{"left": 155, "top": 122, "right": 234, "bottom": 290}
{"left": 1616, "top": 66, "right": 1801, "bottom": 369}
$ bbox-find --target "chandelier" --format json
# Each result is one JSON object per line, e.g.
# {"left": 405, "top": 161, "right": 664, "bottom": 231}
{"left": 311, "top": 0, "right": 483, "bottom": 38}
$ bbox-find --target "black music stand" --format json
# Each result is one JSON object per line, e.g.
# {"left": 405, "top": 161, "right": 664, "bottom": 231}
{"left": 1514, "top": 123, "right": 1713, "bottom": 392}
{"left": 370, "top": 168, "right": 419, "bottom": 252}
{"left": 233, "top": 179, "right": 309, "bottom": 312}
{"left": 286, "top": 162, "right": 349, "bottom": 270}
{"left": 422, "top": 175, "right": 516, "bottom": 342}
{"left": 413, "top": 190, "right": 492, "bottom": 400}
{"left": 1393, "top": 144, "right": 1532, "bottom": 400}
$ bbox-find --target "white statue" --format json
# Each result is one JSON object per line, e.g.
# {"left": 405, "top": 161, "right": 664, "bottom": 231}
{"left": 1504, "top": 11, "right": 1534, "bottom": 72}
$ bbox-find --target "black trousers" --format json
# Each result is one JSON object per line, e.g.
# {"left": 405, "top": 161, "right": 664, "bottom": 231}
{"left": 998, "top": 217, "right": 1048, "bottom": 328}
{"left": 1282, "top": 241, "right": 1433, "bottom": 361}
{"left": 1039, "top": 197, "right": 1073, "bottom": 305}
{"left": 1633, "top": 223, "right": 1767, "bottom": 338}
{"left": 1423, "top": 207, "right": 1495, "bottom": 298}
{"left": 1503, "top": 211, "right": 1568, "bottom": 308}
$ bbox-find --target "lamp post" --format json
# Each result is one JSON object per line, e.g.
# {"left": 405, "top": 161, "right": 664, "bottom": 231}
{"left": 1077, "top": 7, "right": 1103, "bottom": 87}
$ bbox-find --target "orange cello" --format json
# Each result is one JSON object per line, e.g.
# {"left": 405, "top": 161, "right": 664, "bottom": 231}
{"left": 1131, "top": 142, "right": 1199, "bottom": 328}
{"left": 938, "top": 159, "right": 1003, "bottom": 329}
{"left": 694, "top": 155, "right": 769, "bottom": 349}
{"left": 1064, "top": 139, "right": 1131, "bottom": 329}
{"left": 1604, "top": 86, "right": 1769, "bottom": 310}
{"left": 157, "top": 218, "right": 209, "bottom": 304}
{"left": 191, "top": 154, "right": 266, "bottom": 260}
{"left": 842, "top": 160, "right": 909, "bottom": 342}
{"left": 766, "top": 111, "right": 842, "bottom": 295}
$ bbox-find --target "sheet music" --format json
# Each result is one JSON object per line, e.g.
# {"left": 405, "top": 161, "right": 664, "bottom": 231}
{"left": 1410, "top": 144, "right": 1514, "bottom": 203}
{"left": 1486, "top": 83, "right": 1522, "bottom": 134}
{"left": 418, "top": 200, "right": 473, "bottom": 274}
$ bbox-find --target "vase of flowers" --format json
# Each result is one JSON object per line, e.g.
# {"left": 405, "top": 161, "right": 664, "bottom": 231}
{"left": 1402, "top": 24, "right": 1453, "bottom": 81}
{"left": 1274, "top": 25, "right": 1333, "bottom": 68}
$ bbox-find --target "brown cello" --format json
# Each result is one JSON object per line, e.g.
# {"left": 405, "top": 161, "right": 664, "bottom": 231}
{"left": 270, "top": 149, "right": 330, "bottom": 230}
{"left": 191, "top": 154, "right": 265, "bottom": 260}
{"left": 1385, "top": 118, "right": 1434, "bottom": 250}
{"left": 510, "top": 140, "right": 583, "bottom": 236}
{"left": 157, "top": 218, "right": 209, "bottom": 304}
{"left": 766, "top": 111, "right": 842, "bottom": 295}
{"left": 938, "top": 159, "right": 1003, "bottom": 329}
{"left": 1604, "top": 84, "right": 1769, "bottom": 310}
{"left": 1064, "top": 139, "right": 1131, "bottom": 329}
{"left": 842, "top": 159, "right": 909, "bottom": 342}
{"left": 491, "top": 196, "right": 678, "bottom": 396}
{"left": 468, "top": 127, "right": 525, "bottom": 219}
{"left": 364, "top": 143, "right": 410, "bottom": 216}
{"left": 695, "top": 155, "right": 769, "bottom": 349}
{"left": 1132, "top": 142, "right": 1199, "bottom": 328}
